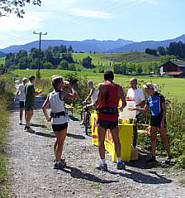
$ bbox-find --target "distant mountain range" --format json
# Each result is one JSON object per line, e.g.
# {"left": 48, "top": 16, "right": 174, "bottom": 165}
{"left": 1, "top": 34, "right": 185, "bottom": 54}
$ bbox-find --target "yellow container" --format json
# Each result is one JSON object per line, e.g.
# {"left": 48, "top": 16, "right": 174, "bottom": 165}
{"left": 91, "top": 113, "right": 133, "bottom": 162}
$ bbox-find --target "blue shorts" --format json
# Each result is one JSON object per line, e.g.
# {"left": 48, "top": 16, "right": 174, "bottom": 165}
{"left": 25, "top": 106, "right": 34, "bottom": 111}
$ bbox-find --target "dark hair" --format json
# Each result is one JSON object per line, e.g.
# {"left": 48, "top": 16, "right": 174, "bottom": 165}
{"left": 52, "top": 76, "right": 63, "bottom": 91}
{"left": 29, "top": 75, "right": 35, "bottom": 81}
{"left": 104, "top": 70, "right": 114, "bottom": 81}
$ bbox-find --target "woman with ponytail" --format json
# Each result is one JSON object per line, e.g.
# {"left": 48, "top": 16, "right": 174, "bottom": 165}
{"left": 129, "top": 82, "right": 171, "bottom": 164}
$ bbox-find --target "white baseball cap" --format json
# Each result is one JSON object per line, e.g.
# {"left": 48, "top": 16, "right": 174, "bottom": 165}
{"left": 22, "top": 77, "right": 28, "bottom": 82}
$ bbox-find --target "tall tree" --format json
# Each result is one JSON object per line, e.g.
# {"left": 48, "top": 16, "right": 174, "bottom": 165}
{"left": 0, "top": 0, "right": 41, "bottom": 17}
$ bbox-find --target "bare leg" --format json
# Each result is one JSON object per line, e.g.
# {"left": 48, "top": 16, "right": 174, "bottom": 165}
{"left": 25, "top": 109, "right": 33, "bottom": 127}
{"left": 150, "top": 126, "right": 157, "bottom": 157}
{"left": 20, "top": 108, "right": 24, "bottom": 121}
{"left": 54, "top": 128, "right": 67, "bottom": 162}
{"left": 97, "top": 125, "right": 106, "bottom": 159}
{"left": 159, "top": 127, "right": 171, "bottom": 157}
{"left": 111, "top": 126, "right": 121, "bottom": 158}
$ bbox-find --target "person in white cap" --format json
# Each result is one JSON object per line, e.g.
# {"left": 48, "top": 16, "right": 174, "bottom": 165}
{"left": 14, "top": 77, "right": 28, "bottom": 125}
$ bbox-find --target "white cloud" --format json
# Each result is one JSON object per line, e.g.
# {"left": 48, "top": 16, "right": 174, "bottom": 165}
{"left": 0, "top": 12, "right": 42, "bottom": 32}
{"left": 69, "top": 8, "right": 113, "bottom": 19}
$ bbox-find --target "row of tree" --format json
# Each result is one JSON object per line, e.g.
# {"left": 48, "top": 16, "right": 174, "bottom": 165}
{"left": 5, "top": 44, "right": 95, "bottom": 70}
{"left": 145, "top": 41, "right": 185, "bottom": 59}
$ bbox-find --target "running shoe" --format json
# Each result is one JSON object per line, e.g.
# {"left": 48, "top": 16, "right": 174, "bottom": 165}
{"left": 54, "top": 161, "right": 66, "bottom": 169}
{"left": 19, "top": 120, "right": 23, "bottom": 125}
{"left": 25, "top": 127, "right": 35, "bottom": 133}
{"left": 146, "top": 156, "right": 156, "bottom": 163}
{"left": 165, "top": 156, "right": 171, "bottom": 164}
{"left": 117, "top": 161, "right": 125, "bottom": 170}
{"left": 96, "top": 163, "right": 108, "bottom": 171}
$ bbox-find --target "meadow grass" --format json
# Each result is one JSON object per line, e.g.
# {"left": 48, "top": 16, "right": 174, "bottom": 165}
{"left": 0, "top": 74, "right": 14, "bottom": 198}
{"left": 72, "top": 52, "right": 160, "bottom": 65}
{"left": 13, "top": 69, "right": 185, "bottom": 101}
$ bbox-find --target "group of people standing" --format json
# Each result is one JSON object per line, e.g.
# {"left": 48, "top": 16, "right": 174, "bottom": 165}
{"left": 15, "top": 71, "right": 171, "bottom": 170}
{"left": 14, "top": 75, "right": 42, "bottom": 133}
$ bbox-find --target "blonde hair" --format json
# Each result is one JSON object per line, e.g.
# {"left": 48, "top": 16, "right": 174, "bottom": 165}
{"left": 143, "top": 82, "right": 158, "bottom": 92}
{"left": 52, "top": 75, "right": 63, "bottom": 91}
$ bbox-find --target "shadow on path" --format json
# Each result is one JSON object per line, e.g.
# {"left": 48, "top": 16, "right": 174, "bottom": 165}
{"left": 107, "top": 168, "right": 172, "bottom": 184}
{"left": 59, "top": 166, "right": 119, "bottom": 184}
{"left": 35, "top": 131, "right": 55, "bottom": 138}
{"left": 67, "top": 133, "right": 85, "bottom": 139}
{"left": 69, "top": 115, "right": 80, "bottom": 121}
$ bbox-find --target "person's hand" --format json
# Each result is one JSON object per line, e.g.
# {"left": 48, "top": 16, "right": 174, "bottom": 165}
{"left": 118, "top": 106, "right": 124, "bottom": 112}
{"left": 83, "top": 100, "right": 87, "bottom": 104}
{"left": 161, "top": 120, "right": 165, "bottom": 128}
{"left": 46, "top": 116, "right": 51, "bottom": 122}
{"left": 13, "top": 98, "right": 16, "bottom": 103}
{"left": 64, "top": 81, "right": 71, "bottom": 89}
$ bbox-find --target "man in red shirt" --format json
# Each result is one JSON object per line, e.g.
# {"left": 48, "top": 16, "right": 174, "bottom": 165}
{"left": 90, "top": 71, "right": 126, "bottom": 171}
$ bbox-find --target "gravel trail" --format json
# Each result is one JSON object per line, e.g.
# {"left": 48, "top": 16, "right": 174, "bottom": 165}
{"left": 7, "top": 97, "right": 185, "bottom": 198}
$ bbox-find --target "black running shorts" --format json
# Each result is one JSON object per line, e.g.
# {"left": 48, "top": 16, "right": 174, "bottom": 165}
{"left": 150, "top": 114, "right": 166, "bottom": 128}
{"left": 97, "top": 119, "right": 118, "bottom": 130}
{"left": 52, "top": 123, "right": 68, "bottom": 132}
{"left": 19, "top": 101, "right": 24, "bottom": 109}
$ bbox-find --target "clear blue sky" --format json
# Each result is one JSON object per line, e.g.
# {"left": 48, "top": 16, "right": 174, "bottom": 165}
{"left": 0, "top": 0, "right": 185, "bottom": 48}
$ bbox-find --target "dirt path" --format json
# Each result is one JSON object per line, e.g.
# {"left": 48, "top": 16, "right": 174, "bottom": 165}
{"left": 7, "top": 97, "right": 185, "bottom": 198}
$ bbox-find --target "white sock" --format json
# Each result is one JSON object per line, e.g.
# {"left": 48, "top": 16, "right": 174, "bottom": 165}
{"left": 56, "top": 161, "right": 60, "bottom": 164}
{"left": 101, "top": 159, "right": 106, "bottom": 165}
{"left": 117, "top": 157, "right": 122, "bottom": 163}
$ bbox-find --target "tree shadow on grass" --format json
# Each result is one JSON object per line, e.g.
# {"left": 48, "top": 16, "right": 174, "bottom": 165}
{"left": 107, "top": 168, "right": 172, "bottom": 185}
{"left": 59, "top": 166, "right": 119, "bottom": 184}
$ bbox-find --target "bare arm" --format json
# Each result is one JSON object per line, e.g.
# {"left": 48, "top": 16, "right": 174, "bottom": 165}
{"left": 136, "top": 100, "right": 145, "bottom": 107}
{"left": 93, "top": 83, "right": 106, "bottom": 108}
{"left": 129, "top": 103, "right": 149, "bottom": 112}
{"left": 161, "top": 102, "right": 166, "bottom": 120}
{"left": 85, "top": 88, "right": 94, "bottom": 102}
{"left": 61, "top": 83, "right": 78, "bottom": 99}
{"left": 118, "top": 86, "right": 126, "bottom": 111}
{"left": 14, "top": 90, "right": 19, "bottom": 102}
{"left": 42, "top": 95, "right": 51, "bottom": 122}
{"left": 33, "top": 91, "right": 42, "bottom": 96}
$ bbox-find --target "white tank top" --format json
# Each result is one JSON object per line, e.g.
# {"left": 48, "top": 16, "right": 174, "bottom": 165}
{"left": 91, "top": 87, "right": 98, "bottom": 104}
{"left": 49, "top": 90, "right": 68, "bottom": 125}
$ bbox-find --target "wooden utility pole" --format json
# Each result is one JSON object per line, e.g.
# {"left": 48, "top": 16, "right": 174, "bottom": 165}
{"left": 33, "top": 31, "right": 47, "bottom": 72}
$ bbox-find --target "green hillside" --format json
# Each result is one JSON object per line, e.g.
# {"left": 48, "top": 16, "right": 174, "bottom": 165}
{"left": 72, "top": 52, "right": 160, "bottom": 66}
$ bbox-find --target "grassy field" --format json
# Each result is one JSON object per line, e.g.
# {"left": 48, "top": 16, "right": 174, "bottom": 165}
{"left": 13, "top": 69, "right": 185, "bottom": 101}
{"left": 72, "top": 52, "right": 161, "bottom": 65}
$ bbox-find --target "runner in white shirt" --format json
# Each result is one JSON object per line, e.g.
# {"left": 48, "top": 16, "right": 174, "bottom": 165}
{"left": 126, "top": 78, "right": 145, "bottom": 147}
{"left": 14, "top": 77, "right": 28, "bottom": 125}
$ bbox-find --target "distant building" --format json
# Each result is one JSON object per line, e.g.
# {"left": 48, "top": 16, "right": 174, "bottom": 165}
{"left": 160, "top": 60, "right": 185, "bottom": 77}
